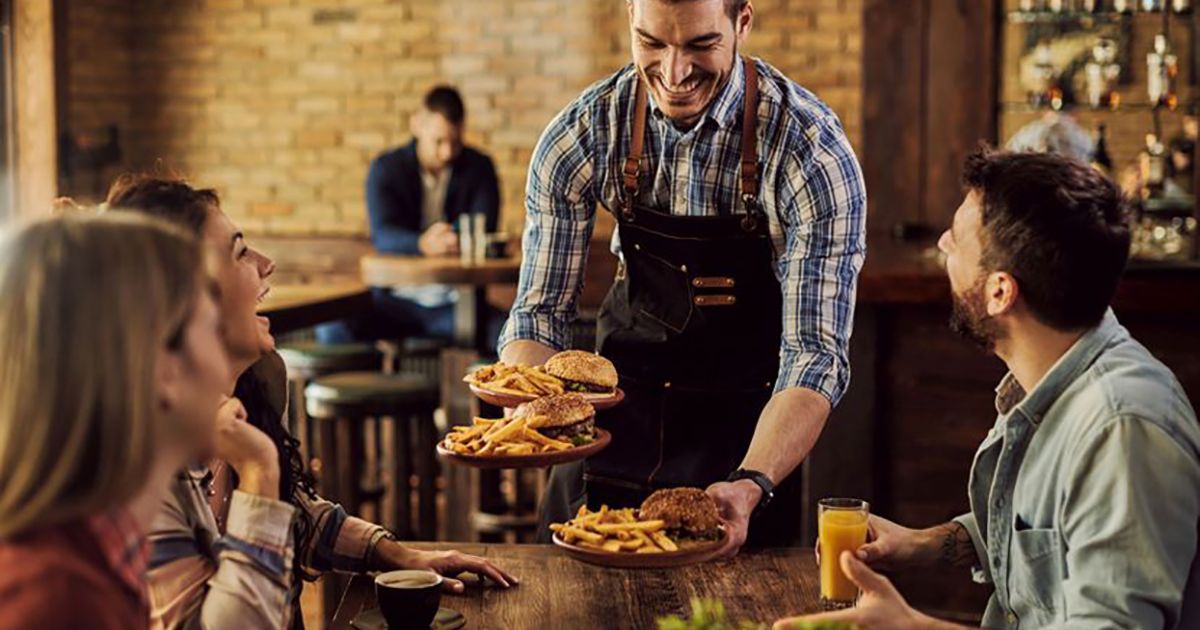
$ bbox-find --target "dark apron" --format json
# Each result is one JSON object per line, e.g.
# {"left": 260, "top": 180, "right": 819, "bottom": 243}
{"left": 538, "top": 58, "right": 803, "bottom": 547}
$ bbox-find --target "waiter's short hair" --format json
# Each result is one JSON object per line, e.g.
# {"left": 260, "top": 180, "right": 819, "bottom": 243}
{"left": 423, "top": 85, "right": 465, "bottom": 126}
{"left": 649, "top": 0, "right": 749, "bottom": 21}
{"left": 962, "top": 146, "right": 1131, "bottom": 331}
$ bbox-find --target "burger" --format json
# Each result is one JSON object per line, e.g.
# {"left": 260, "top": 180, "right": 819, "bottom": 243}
{"left": 543, "top": 350, "right": 618, "bottom": 395}
{"left": 512, "top": 392, "right": 596, "bottom": 446}
{"left": 638, "top": 487, "right": 723, "bottom": 541}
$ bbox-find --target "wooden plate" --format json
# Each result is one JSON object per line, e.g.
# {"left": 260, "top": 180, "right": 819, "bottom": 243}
{"left": 551, "top": 528, "right": 728, "bottom": 569}
{"left": 436, "top": 428, "right": 612, "bottom": 470}
{"left": 467, "top": 384, "right": 625, "bottom": 410}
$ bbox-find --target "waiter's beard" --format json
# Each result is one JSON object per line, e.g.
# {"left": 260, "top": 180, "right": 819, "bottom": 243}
{"left": 644, "top": 45, "right": 738, "bottom": 130}
{"left": 949, "top": 278, "right": 1002, "bottom": 352}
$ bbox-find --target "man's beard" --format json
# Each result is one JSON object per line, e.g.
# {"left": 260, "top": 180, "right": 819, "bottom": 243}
{"left": 949, "top": 278, "right": 1002, "bottom": 352}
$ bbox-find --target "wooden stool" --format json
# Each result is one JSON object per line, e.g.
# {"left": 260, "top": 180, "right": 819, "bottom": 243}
{"left": 304, "top": 371, "right": 440, "bottom": 540}
{"left": 278, "top": 342, "right": 383, "bottom": 466}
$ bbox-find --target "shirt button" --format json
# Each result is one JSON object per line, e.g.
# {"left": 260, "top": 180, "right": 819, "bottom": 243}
{"left": 1007, "top": 612, "right": 1017, "bottom": 624}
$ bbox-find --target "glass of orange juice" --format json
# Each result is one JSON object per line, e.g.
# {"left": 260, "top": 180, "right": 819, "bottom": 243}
{"left": 818, "top": 498, "right": 870, "bottom": 610}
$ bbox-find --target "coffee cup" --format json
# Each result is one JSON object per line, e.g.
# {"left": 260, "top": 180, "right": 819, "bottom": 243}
{"left": 374, "top": 570, "right": 443, "bottom": 629}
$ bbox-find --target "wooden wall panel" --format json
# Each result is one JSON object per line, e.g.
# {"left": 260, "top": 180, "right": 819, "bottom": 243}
{"left": 863, "top": 0, "right": 1000, "bottom": 234}
{"left": 13, "top": 0, "right": 56, "bottom": 216}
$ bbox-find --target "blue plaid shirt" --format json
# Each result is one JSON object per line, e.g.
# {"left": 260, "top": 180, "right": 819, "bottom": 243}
{"left": 499, "top": 58, "right": 867, "bottom": 405}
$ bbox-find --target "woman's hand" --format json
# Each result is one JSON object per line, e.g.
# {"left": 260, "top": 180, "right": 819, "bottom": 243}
{"left": 375, "top": 540, "right": 519, "bottom": 593}
{"left": 213, "top": 396, "right": 280, "bottom": 498}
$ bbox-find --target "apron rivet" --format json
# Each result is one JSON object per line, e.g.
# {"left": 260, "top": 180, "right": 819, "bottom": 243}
{"left": 663, "top": 381, "right": 671, "bottom": 388}
{"left": 634, "top": 244, "right": 641, "bottom": 251}
{"left": 680, "top": 264, "right": 688, "bottom": 273}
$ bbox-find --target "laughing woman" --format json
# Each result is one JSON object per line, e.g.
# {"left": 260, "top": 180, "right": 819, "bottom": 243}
{"left": 0, "top": 215, "right": 230, "bottom": 629}
{"left": 106, "top": 176, "right": 517, "bottom": 629}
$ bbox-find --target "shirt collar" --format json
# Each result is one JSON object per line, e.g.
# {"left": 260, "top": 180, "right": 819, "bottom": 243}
{"left": 646, "top": 56, "right": 746, "bottom": 131}
{"left": 994, "top": 308, "right": 1124, "bottom": 425}
{"left": 85, "top": 509, "right": 150, "bottom": 604}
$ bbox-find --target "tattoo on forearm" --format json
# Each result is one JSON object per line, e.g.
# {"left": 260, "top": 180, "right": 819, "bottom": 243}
{"left": 938, "top": 522, "right": 976, "bottom": 568}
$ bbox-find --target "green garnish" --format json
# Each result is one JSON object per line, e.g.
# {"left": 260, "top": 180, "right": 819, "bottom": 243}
{"left": 570, "top": 435, "right": 593, "bottom": 447}
{"left": 656, "top": 598, "right": 767, "bottom": 630}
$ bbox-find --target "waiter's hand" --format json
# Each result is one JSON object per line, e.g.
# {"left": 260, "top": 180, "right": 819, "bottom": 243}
{"left": 706, "top": 479, "right": 762, "bottom": 558}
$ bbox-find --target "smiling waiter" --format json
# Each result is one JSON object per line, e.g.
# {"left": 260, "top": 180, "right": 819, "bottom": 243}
{"left": 499, "top": 0, "right": 866, "bottom": 554}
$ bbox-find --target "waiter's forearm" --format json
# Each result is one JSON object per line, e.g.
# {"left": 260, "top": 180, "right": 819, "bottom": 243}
{"left": 739, "top": 387, "right": 831, "bottom": 484}
{"left": 499, "top": 339, "right": 558, "bottom": 366}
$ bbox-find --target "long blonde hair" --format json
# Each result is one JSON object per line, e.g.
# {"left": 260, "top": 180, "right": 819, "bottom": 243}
{"left": 0, "top": 214, "right": 204, "bottom": 537}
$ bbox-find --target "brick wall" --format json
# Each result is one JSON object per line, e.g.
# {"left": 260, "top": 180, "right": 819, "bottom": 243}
{"left": 61, "top": 0, "right": 864, "bottom": 240}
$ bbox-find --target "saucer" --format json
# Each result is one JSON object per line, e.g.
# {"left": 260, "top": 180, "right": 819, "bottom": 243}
{"left": 350, "top": 606, "right": 466, "bottom": 630}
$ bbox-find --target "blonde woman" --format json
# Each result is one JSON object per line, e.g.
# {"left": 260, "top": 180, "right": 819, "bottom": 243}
{"left": 107, "top": 176, "right": 516, "bottom": 630}
{"left": 0, "top": 214, "right": 232, "bottom": 629}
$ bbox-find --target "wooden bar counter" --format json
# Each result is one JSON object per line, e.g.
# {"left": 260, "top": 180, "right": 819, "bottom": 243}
{"left": 331, "top": 544, "right": 819, "bottom": 630}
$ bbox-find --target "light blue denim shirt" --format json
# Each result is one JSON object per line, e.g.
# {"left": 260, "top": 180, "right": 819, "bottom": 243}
{"left": 953, "top": 310, "right": 1200, "bottom": 629}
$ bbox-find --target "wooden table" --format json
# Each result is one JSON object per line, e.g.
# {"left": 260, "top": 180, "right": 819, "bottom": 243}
{"left": 257, "top": 282, "right": 371, "bottom": 335}
{"left": 330, "top": 544, "right": 819, "bottom": 629}
{"left": 360, "top": 255, "right": 522, "bottom": 351}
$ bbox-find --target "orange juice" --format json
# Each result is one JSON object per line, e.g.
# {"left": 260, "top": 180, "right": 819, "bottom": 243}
{"left": 818, "top": 503, "right": 869, "bottom": 605}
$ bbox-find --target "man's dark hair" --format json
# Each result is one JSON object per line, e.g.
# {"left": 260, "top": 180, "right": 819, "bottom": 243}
{"left": 423, "top": 85, "right": 465, "bottom": 125}
{"left": 962, "top": 147, "right": 1131, "bottom": 331}
{"left": 653, "top": 0, "right": 748, "bottom": 21}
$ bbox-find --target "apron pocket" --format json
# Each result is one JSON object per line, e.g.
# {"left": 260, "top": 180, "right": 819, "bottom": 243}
{"left": 630, "top": 250, "right": 693, "bottom": 334}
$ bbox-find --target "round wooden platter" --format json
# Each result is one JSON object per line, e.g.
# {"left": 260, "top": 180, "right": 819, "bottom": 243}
{"left": 436, "top": 428, "right": 612, "bottom": 470}
{"left": 551, "top": 528, "right": 728, "bottom": 569}
{"left": 467, "top": 384, "right": 625, "bottom": 410}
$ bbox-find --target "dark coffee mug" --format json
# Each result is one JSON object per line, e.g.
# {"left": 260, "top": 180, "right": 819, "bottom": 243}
{"left": 374, "top": 570, "right": 443, "bottom": 629}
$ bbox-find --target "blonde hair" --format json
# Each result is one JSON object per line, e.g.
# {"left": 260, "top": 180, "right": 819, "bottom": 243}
{"left": 0, "top": 214, "right": 203, "bottom": 537}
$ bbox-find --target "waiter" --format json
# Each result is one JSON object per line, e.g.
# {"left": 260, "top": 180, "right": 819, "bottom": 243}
{"left": 499, "top": 0, "right": 866, "bottom": 554}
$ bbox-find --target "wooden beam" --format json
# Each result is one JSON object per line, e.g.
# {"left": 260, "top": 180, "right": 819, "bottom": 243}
{"left": 12, "top": 0, "right": 56, "bottom": 217}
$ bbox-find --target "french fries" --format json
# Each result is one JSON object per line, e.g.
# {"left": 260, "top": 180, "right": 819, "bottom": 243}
{"left": 464, "top": 362, "right": 566, "bottom": 397}
{"left": 442, "top": 415, "right": 576, "bottom": 457}
{"left": 549, "top": 506, "right": 681, "bottom": 554}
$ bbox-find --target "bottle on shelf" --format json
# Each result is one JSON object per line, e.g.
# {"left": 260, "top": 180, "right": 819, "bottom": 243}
{"left": 1019, "top": 0, "right": 1043, "bottom": 11}
{"left": 1092, "top": 123, "right": 1114, "bottom": 174}
{"left": 1082, "top": 0, "right": 1104, "bottom": 11}
{"left": 1114, "top": 0, "right": 1136, "bottom": 12}
{"left": 1141, "top": 0, "right": 1162, "bottom": 10}
{"left": 1142, "top": 133, "right": 1167, "bottom": 198}
{"left": 1049, "top": 0, "right": 1073, "bottom": 12}
{"left": 1173, "top": 0, "right": 1191, "bottom": 13}
{"left": 1085, "top": 39, "right": 1122, "bottom": 109}
{"left": 1147, "top": 34, "right": 1180, "bottom": 110}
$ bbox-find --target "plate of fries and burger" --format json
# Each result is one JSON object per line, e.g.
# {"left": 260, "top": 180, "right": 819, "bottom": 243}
{"left": 463, "top": 350, "right": 625, "bottom": 409}
{"left": 550, "top": 488, "right": 728, "bottom": 568}
{"left": 437, "top": 393, "right": 612, "bottom": 469}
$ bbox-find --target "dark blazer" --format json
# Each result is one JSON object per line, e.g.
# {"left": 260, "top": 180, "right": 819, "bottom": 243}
{"left": 365, "top": 140, "right": 501, "bottom": 255}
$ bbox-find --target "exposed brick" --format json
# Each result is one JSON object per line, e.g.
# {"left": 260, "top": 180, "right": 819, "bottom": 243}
{"left": 64, "top": 0, "right": 864, "bottom": 239}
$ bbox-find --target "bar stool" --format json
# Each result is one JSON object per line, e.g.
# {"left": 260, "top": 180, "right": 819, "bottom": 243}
{"left": 277, "top": 342, "right": 383, "bottom": 467}
{"left": 304, "top": 371, "right": 440, "bottom": 540}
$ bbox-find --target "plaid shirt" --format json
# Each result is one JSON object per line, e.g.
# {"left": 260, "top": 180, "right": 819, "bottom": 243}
{"left": 499, "top": 58, "right": 867, "bottom": 404}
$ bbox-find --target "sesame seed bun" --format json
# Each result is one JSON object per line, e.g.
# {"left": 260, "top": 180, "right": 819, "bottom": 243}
{"left": 512, "top": 392, "right": 595, "bottom": 429}
{"left": 639, "top": 487, "right": 722, "bottom": 539}
{"left": 543, "top": 350, "right": 618, "bottom": 391}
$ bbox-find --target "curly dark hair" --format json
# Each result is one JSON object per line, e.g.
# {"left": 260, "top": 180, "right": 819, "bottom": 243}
{"left": 961, "top": 147, "right": 1132, "bottom": 331}
{"left": 105, "top": 173, "right": 320, "bottom": 580}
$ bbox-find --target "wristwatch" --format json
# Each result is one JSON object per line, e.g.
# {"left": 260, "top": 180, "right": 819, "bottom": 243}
{"left": 726, "top": 468, "right": 775, "bottom": 517}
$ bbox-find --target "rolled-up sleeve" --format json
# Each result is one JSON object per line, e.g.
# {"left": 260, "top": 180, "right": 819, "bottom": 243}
{"left": 149, "top": 487, "right": 297, "bottom": 630}
{"left": 298, "top": 492, "right": 391, "bottom": 574}
{"left": 773, "top": 118, "right": 866, "bottom": 405}
{"left": 953, "top": 511, "right": 992, "bottom": 585}
{"left": 497, "top": 100, "right": 597, "bottom": 353}
{"left": 1058, "top": 416, "right": 1200, "bottom": 629}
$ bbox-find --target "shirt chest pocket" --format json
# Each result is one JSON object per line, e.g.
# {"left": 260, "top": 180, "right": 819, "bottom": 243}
{"left": 1009, "top": 527, "right": 1065, "bottom": 626}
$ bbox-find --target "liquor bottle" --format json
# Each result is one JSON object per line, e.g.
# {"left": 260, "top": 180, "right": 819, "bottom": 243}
{"left": 1114, "top": 0, "right": 1136, "bottom": 12}
{"left": 1147, "top": 34, "right": 1180, "bottom": 110}
{"left": 1082, "top": 0, "right": 1104, "bottom": 11}
{"left": 1173, "top": 0, "right": 1191, "bottom": 13}
{"left": 1141, "top": 0, "right": 1162, "bottom": 10}
{"left": 1092, "top": 124, "right": 1114, "bottom": 174}
{"left": 1143, "top": 133, "right": 1167, "bottom": 198}
{"left": 1085, "top": 39, "right": 1122, "bottom": 109}
{"left": 1049, "top": 0, "right": 1072, "bottom": 12}
{"left": 1019, "top": 0, "right": 1040, "bottom": 11}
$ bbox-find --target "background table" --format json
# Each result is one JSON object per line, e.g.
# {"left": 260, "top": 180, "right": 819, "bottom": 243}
{"left": 360, "top": 255, "right": 522, "bottom": 351}
{"left": 258, "top": 282, "right": 371, "bottom": 335}
{"left": 330, "top": 544, "right": 819, "bottom": 629}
